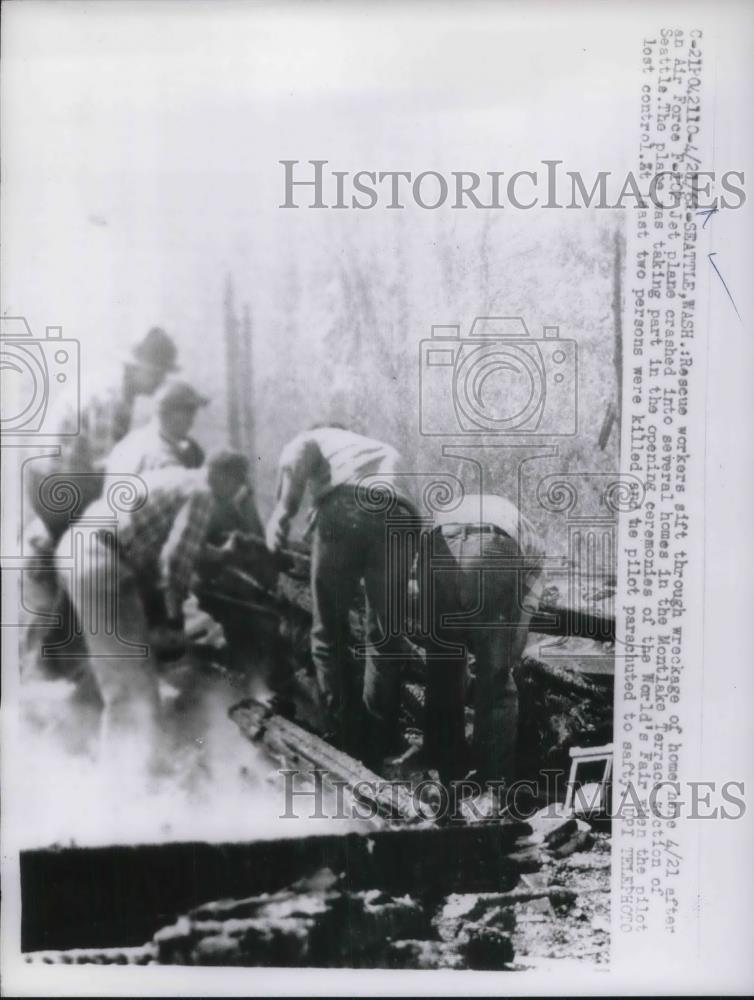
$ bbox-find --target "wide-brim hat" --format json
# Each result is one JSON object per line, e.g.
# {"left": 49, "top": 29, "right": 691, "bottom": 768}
{"left": 126, "top": 327, "right": 180, "bottom": 373}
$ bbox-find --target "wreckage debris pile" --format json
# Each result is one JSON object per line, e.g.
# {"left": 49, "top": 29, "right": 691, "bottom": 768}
{"left": 275, "top": 563, "right": 614, "bottom": 781}
{"left": 26, "top": 815, "right": 610, "bottom": 969}
{"left": 21, "top": 560, "right": 613, "bottom": 970}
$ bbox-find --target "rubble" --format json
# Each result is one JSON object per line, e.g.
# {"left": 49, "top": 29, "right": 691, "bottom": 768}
{"left": 229, "top": 699, "right": 427, "bottom": 825}
{"left": 435, "top": 886, "right": 577, "bottom": 938}
{"left": 563, "top": 850, "right": 611, "bottom": 871}
{"left": 151, "top": 881, "right": 430, "bottom": 967}
{"left": 462, "top": 925, "right": 516, "bottom": 969}
{"left": 509, "top": 832, "right": 611, "bottom": 967}
{"left": 25, "top": 945, "right": 156, "bottom": 966}
{"left": 386, "top": 939, "right": 465, "bottom": 970}
{"left": 20, "top": 550, "right": 614, "bottom": 971}
{"left": 20, "top": 822, "right": 529, "bottom": 952}
{"left": 270, "top": 550, "right": 615, "bottom": 783}
{"left": 548, "top": 830, "right": 594, "bottom": 860}
{"left": 146, "top": 873, "right": 520, "bottom": 969}
{"left": 524, "top": 805, "right": 591, "bottom": 846}
{"left": 24, "top": 830, "right": 611, "bottom": 968}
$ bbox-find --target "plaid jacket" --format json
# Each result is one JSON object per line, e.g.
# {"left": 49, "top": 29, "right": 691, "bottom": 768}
{"left": 89, "top": 468, "right": 213, "bottom": 619}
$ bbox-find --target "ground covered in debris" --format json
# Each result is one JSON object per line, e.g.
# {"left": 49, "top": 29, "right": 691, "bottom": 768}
{"left": 152, "top": 837, "right": 611, "bottom": 970}
{"left": 276, "top": 560, "right": 615, "bottom": 786}
{"left": 510, "top": 834, "right": 611, "bottom": 968}
{"left": 26, "top": 825, "right": 611, "bottom": 970}
{"left": 19, "top": 563, "right": 613, "bottom": 971}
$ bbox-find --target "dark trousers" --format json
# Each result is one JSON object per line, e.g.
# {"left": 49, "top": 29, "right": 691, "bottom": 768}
{"left": 310, "top": 488, "right": 414, "bottom": 763}
{"left": 421, "top": 525, "right": 538, "bottom": 786}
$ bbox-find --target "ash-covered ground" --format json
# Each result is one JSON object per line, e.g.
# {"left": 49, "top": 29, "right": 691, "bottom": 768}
{"left": 25, "top": 840, "right": 610, "bottom": 970}
{"left": 17, "top": 571, "right": 613, "bottom": 971}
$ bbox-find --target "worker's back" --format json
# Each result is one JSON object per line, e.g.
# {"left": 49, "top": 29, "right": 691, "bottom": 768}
{"left": 277, "top": 426, "right": 413, "bottom": 512}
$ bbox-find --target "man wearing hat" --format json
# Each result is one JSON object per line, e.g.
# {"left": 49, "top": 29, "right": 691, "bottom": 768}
{"left": 105, "top": 378, "right": 208, "bottom": 476}
{"left": 27, "top": 326, "right": 180, "bottom": 539}
{"left": 21, "top": 327, "right": 179, "bottom": 678}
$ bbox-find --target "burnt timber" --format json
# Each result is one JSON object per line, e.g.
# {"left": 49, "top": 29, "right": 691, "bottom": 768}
{"left": 21, "top": 822, "right": 532, "bottom": 952}
{"left": 20, "top": 544, "right": 613, "bottom": 955}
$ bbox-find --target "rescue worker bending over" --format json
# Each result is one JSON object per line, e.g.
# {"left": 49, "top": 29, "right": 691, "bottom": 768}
{"left": 266, "top": 425, "right": 417, "bottom": 768}
{"left": 417, "top": 492, "right": 544, "bottom": 799}
{"left": 56, "top": 450, "right": 251, "bottom": 777}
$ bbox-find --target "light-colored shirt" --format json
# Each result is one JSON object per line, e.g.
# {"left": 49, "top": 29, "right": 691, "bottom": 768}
{"left": 274, "top": 427, "right": 415, "bottom": 519}
{"left": 432, "top": 492, "right": 545, "bottom": 603}
{"left": 104, "top": 419, "right": 203, "bottom": 476}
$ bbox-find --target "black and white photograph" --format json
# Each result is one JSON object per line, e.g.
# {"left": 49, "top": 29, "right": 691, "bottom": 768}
{"left": 1, "top": 1, "right": 752, "bottom": 995}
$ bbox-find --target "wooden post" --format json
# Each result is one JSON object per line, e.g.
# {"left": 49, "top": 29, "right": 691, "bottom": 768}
{"left": 240, "top": 302, "right": 255, "bottom": 458}
{"left": 224, "top": 274, "right": 242, "bottom": 449}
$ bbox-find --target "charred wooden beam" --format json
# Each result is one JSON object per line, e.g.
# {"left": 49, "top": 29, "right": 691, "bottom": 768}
{"left": 229, "top": 698, "right": 427, "bottom": 826}
{"left": 25, "top": 945, "right": 156, "bottom": 966}
{"left": 529, "top": 604, "right": 614, "bottom": 643}
{"left": 21, "top": 822, "right": 531, "bottom": 952}
{"left": 458, "top": 885, "right": 578, "bottom": 909}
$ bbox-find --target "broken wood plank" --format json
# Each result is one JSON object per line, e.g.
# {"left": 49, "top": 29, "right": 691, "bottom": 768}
{"left": 445, "top": 886, "right": 578, "bottom": 913}
{"left": 229, "top": 698, "right": 427, "bottom": 826}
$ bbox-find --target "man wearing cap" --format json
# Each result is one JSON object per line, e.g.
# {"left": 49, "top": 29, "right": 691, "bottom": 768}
{"left": 105, "top": 379, "right": 281, "bottom": 693}
{"left": 56, "top": 450, "right": 252, "bottom": 776}
{"left": 416, "top": 492, "right": 545, "bottom": 798}
{"left": 27, "top": 326, "right": 180, "bottom": 540}
{"left": 21, "top": 327, "right": 179, "bottom": 679}
{"left": 100, "top": 378, "right": 208, "bottom": 636}
{"left": 104, "top": 379, "right": 207, "bottom": 476}
{"left": 265, "top": 424, "right": 418, "bottom": 766}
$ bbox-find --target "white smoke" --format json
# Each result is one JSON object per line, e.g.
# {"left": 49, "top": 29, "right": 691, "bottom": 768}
{"left": 13, "top": 668, "right": 367, "bottom": 849}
